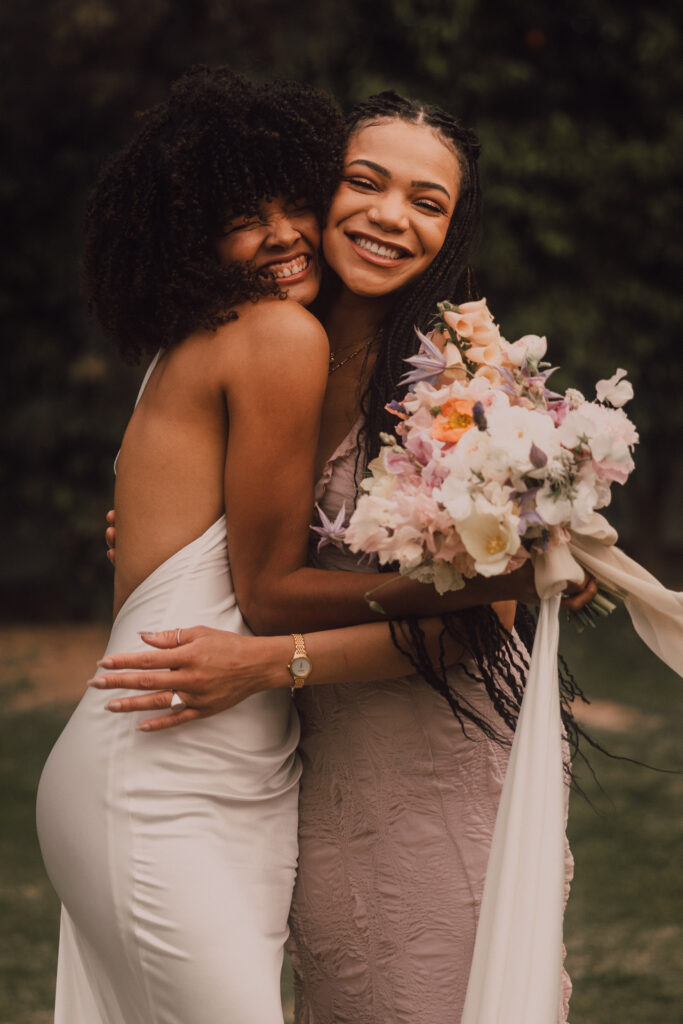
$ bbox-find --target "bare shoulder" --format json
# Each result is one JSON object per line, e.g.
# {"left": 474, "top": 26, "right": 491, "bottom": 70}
{"left": 213, "top": 297, "right": 329, "bottom": 375}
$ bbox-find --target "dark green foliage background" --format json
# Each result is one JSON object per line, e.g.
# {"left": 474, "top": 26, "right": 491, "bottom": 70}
{"left": 2, "top": 0, "right": 681, "bottom": 619}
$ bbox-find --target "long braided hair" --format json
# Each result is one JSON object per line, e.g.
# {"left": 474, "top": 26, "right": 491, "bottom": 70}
{"left": 341, "top": 93, "right": 588, "bottom": 761}
{"left": 347, "top": 91, "right": 483, "bottom": 462}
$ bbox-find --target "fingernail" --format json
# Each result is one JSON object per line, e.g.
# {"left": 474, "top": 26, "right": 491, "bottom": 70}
{"left": 138, "top": 631, "right": 154, "bottom": 638}
{"left": 137, "top": 723, "right": 152, "bottom": 732}
{"left": 87, "top": 677, "right": 107, "bottom": 688}
{"left": 97, "top": 657, "right": 114, "bottom": 668}
{"left": 106, "top": 700, "right": 122, "bottom": 711}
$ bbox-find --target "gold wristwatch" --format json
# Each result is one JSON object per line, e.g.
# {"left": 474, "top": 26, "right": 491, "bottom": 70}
{"left": 288, "top": 633, "right": 312, "bottom": 692}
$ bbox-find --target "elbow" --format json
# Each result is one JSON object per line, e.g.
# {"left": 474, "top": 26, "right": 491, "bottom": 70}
{"left": 237, "top": 579, "right": 295, "bottom": 636}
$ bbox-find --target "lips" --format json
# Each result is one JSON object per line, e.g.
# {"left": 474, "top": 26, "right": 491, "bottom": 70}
{"left": 346, "top": 232, "right": 413, "bottom": 266}
{"left": 259, "top": 253, "right": 312, "bottom": 281}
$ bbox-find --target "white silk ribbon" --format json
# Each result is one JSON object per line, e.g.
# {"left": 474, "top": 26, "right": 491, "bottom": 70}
{"left": 462, "top": 513, "right": 683, "bottom": 1024}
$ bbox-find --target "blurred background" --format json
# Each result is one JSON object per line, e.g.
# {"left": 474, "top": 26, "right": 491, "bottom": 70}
{"left": 1, "top": 1, "right": 682, "bottom": 1021}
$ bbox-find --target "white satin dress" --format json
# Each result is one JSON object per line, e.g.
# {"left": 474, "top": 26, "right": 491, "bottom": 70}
{"left": 36, "top": 359, "right": 301, "bottom": 1024}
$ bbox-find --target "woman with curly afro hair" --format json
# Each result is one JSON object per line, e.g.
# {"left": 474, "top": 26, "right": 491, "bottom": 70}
{"left": 37, "top": 65, "right": 349, "bottom": 1024}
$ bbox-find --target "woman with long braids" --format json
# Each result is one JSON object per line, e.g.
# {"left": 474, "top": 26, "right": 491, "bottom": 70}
{"left": 98, "top": 87, "right": 595, "bottom": 1022}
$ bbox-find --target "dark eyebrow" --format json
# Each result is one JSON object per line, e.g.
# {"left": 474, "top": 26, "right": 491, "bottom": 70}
{"left": 347, "top": 159, "right": 390, "bottom": 177}
{"left": 411, "top": 179, "right": 451, "bottom": 200}
{"left": 347, "top": 160, "right": 451, "bottom": 201}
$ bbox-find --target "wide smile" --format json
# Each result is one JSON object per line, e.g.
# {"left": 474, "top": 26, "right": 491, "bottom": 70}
{"left": 346, "top": 232, "right": 413, "bottom": 267}
{"left": 259, "top": 253, "right": 313, "bottom": 283}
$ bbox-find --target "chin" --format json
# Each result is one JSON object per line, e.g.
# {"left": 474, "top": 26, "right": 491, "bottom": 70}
{"left": 346, "top": 271, "right": 407, "bottom": 299}
{"left": 282, "top": 279, "right": 320, "bottom": 307}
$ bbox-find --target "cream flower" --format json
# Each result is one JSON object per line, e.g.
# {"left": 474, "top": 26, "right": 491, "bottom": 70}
{"left": 408, "top": 560, "right": 467, "bottom": 595}
{"left": 458, "top": 512, "right": 521, "bottom": 577}
{"left": 506, "top": 334, "right": 548, "bottom": 367}
{"left": 595, "top": 368, "right": 634, "bottom": 407}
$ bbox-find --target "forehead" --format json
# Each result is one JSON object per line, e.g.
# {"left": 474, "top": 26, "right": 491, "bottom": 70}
{"left": 346, "top": 120, "right": 461, "bottom": 196}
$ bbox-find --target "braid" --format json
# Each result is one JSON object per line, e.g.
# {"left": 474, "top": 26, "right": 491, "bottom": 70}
{"left": 345, "top": 94, "right": 592, "bottom": 758}
{"left": 346, "top": 92, "right": 483, "bottom": 462}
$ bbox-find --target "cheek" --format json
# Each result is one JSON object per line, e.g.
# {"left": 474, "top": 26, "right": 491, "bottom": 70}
{"left": 301, "top": 214, "right": 321, "bottom": 250}
{"left": 422, "top": 221, "right": 450, "bottom": 258}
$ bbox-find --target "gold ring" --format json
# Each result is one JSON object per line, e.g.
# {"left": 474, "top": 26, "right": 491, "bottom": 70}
{"left": 176, "top": 627, "right": 182, "bottom": 647}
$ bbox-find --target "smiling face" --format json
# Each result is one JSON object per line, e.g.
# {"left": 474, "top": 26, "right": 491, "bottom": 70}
{"left": 322, "top": 119, "right": 461, "bottom": 298}
{"left": 216, "top": 196, "right": 321, "bottom": 305}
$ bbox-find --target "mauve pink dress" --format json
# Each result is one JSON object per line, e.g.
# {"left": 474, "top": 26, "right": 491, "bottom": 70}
{"left": 287, "top": 423, "right": 573, "bottom": 1024}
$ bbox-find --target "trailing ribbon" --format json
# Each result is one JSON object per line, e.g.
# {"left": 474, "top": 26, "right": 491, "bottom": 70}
{"left": 462, "top": 514, "right": 683, "bottom": 1024}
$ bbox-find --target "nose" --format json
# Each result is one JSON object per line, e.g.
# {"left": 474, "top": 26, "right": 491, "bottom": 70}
{"left": 264, "top": 213, "right": 301, "bottom": 249}
{"left": 367, "top": 192, "right": 410, "bottom": 232}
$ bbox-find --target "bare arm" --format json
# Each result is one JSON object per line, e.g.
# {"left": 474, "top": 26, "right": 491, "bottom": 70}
{"left": 91, "top": 616, "right": 468, "bottom": 731}
{"left": 220, "top": 308, "right": 541, "bottom": 634}
{"left": 91, "top": 574, "right": 596, "bottom": 733}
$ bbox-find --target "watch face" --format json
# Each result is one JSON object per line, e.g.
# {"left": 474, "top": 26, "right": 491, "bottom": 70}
{"left": 291, "top": 656, "right": 311, "bottom": 677}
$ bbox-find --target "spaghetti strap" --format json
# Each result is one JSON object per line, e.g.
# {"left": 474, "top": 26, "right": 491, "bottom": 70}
{"left": 113, "top": 349, "right": 163, "bottom": 475}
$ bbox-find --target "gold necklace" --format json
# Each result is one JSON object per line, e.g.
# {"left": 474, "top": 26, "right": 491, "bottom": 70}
{"left": 328, "top": 330, "right": 383, "bottom": 375}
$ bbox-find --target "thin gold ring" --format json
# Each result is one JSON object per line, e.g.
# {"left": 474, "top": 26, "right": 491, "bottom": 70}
{"left": 176, "top": 627, "right": 182, "bottom": 647}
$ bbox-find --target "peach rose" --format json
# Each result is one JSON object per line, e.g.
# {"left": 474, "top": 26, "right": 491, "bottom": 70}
{"left": 431, "top": 397, "right": 476, "bottom": 444}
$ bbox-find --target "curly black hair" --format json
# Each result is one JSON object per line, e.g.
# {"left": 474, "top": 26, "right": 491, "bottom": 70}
{"left": 83, "top": 66, "right": 346, "bottom": 363}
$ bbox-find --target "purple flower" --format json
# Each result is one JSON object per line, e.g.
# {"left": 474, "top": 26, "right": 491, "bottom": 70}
{"left": 399, "top": 328, "right": 448, "bottom": 386}
{"left": 529, "top": 443, "right": 548, "bottom": 469}
{"left": 310, "top": 502, "right": 347, "bottom": 552}
{"left": 473, "top": 401, "right": 487, "bottom": 431}
{"left": 385, "top": 400, "right": 407, "bottom": 420}
{"left": 517, "top": 509, "right": 546, "bottom": 535}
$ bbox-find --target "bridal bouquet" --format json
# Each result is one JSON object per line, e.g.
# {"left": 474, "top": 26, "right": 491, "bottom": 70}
{"left": 317, "top": 298, "right": 683, "bottom": 1024}
{"left": 343, "top": 298, "right": 636, "bottom": 616}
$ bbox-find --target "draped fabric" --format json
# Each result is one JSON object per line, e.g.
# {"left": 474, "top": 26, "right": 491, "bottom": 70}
{"left": 462, "top": 514, "right": 683, "bottom": 1024}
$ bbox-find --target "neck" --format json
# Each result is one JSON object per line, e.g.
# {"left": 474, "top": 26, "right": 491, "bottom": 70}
{"left": 323, "top": 285, "right": 392, "bottom": 357}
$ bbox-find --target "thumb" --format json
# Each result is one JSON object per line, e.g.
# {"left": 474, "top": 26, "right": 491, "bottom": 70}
{"left": 139, "top": 626, "right": 204, "bottom": 648}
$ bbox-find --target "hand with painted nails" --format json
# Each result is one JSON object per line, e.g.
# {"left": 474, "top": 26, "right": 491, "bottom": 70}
{"left": 90, "top": 626, "right": 291, "bottom": 733}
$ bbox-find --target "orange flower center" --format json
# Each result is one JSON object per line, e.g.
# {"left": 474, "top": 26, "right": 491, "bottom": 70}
{"left": 448, "top": 410, "right": 474, "bottom": 429}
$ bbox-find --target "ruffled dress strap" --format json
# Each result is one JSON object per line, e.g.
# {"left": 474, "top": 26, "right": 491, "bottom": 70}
{"left": 314, "top": 418, "right": 363, "bottom": 503}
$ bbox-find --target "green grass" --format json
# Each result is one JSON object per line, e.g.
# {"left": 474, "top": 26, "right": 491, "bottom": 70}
{"left": 1, "top": 611, "right": 681, "bottom": 1022}
{"left": 562, "top": 608, "right": 683, "bottom": 1022}
{"left": 0, "top": 709, "right": 63, "bottom": 1024}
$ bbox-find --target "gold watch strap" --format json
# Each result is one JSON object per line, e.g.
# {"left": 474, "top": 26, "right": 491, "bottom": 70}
{"left": 289, "top": 633, "right": 308, "bottom": 692}
{"left": 291, "top": 633, "right": 307, "bottom": 660}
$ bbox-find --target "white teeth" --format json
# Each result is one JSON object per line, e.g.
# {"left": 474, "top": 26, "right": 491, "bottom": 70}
{"left": 268, "top": 255, "right": 309, "bottom": 279}
{"left": 353, "top": 236, "right": 404, "bottom": 260}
